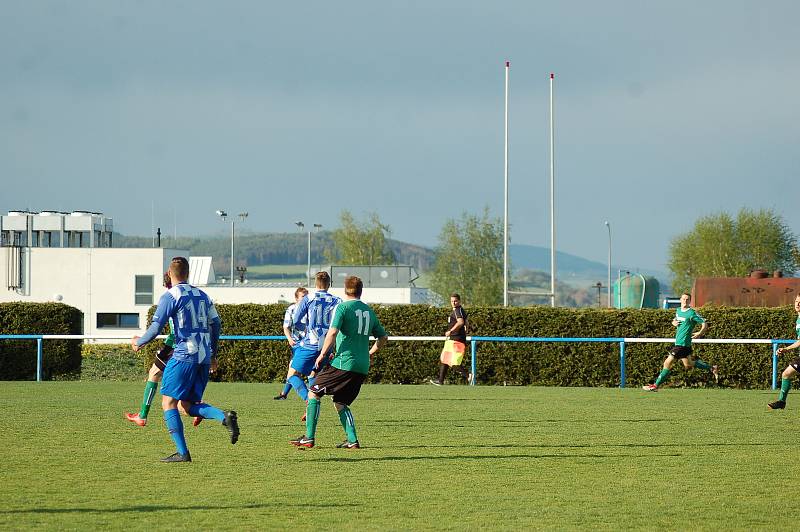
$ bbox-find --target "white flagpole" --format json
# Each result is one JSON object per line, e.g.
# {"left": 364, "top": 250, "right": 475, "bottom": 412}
{"left": 549, "top": 73, "right": 556, "bottom": 307}
{"left": 503, "top": 61, "right": 510, "bottom": 307}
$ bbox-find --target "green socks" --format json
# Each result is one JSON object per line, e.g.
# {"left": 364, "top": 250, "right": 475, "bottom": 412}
{"left": 305, "top": 398, "right": 320, "bottom": 440}
{"left": 779, "top": 378, "right": 792, "bottom": 402}
{"left": 138, "top": 380, "right": 158, "bottom": 419}
{"left": 694, "top": 359, "right": 711, "bottom": 371}
{"left": 338, "top": 406, "right": 358, "bottom": 443}
{"left": 654, "top": 368, "right": 670, "bottom": 387}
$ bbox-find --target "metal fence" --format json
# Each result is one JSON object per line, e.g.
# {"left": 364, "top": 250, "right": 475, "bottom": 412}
{"left": 1, "top": 334, "right": 795, "bottom": 388}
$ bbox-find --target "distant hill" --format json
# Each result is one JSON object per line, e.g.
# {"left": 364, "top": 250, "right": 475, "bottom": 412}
{"left": 113, "top": 232, "right": 666, "bottom": 286}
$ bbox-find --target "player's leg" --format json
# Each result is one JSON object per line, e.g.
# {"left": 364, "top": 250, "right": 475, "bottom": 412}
{"left": 686, "top": 354, "right": 719, "bottom": 382}
{"left": 288, "top": 348, "right": 316, "bottom": 400}
{"left": 332, "top": 373, "right": 365, "bottom": 448}
{"left": 159, "top": 358, "right": 192, "bottom": 462}
{"left": 769, "top": 364, "right": 798, "bottom": 409}
{"left": 644, "top": 352, "right": 677, "bottom": 390}
{"left": 185, "top": 363, "right": 239, "bottom": 444}
{"left": 430, "top": 363, "right": 448, "bottom": 385}
{"left": 126, "top": 345, "right": 172, "bottom": 426}
{"left": 276, "top": 364, "right": 296, "bottom": 400}
{"left": 290, "top": 389, "right": 320, "bottom": 448}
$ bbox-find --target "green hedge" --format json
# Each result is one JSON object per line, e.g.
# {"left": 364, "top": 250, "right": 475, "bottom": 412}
{"left": 140, "top": 303, "right": 798, "bottom": 389}
{"left": 0, "top": 302, "right": 83, "bottom": 380}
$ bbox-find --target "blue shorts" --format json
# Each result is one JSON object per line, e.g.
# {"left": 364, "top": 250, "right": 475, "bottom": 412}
{"left": 160, "top": 358, "right": 210, "bottom": 403}
{"left": 291, "top": 346, "right": 329, "bottom": 375}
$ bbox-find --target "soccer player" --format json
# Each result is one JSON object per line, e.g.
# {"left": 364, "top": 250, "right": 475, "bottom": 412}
{"left": 132, "top": 257, "right": 239, "bottom": 463}
{"left": 125, "top": 272, "right": 200, "bottom": 427}
{"left": 767, "top": 294, "right": 800, "bottom": 409}
{"left": 290, "top": 275, "right": 387, "bottom": 449}
{"left": 274, "top": 286, "right": 309, "bottom": 400}
{"left": 289, "top": 271, "right": 341, "bottom": 402}
{"left": 643, "top": 292, "right": 717, "bottom": 391}
{"left": 430, "top": 293, "right": 472, "bottom": 385}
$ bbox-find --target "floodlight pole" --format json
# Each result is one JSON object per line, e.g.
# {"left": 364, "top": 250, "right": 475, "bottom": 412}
{"left": 549, "top": 73, "right": 556, "bottom": 308}
{"left": 503, "top": 60, "right": 510, "bottom": 307}
{"left": 605, "top": 221, "right": 612, "bottom": 308}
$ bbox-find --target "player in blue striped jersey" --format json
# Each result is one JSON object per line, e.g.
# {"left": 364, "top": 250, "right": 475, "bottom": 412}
{"left": 289, "top": 271, "right": 341, "bottom": 402}
{"left": 132, "top": 257, "right": 239, "bottom": 463}
{"left": 274, "top": 286, "right": 309, "bottom": 400}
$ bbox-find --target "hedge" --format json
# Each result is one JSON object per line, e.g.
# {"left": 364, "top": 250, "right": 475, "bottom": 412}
{"left": 0, "top": 302, "right": 83, "bottom": 380}
{"left": 140, "top": 303, "right": 799, "bottom": 389}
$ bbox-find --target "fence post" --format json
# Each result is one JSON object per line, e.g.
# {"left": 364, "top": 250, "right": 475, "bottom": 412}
{"left": 619, "top": 340, "right": 626, "bottom": 389}
{"left": 36, "top": 338, "right": 43, "bottom": 382}
{"left": 470, "top": 340, "right": 477, "bottom": 386}
{"left": 772, "top": 341, "right": 779, "bottom": 390}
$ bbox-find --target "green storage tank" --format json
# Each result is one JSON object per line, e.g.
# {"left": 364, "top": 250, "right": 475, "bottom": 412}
{"left": 613, "top": 273, "right": 660, "bottom": 309}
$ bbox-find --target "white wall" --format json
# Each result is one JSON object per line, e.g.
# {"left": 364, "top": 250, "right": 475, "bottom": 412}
{"left": 0, "top": 247, "right": 185, "bottom": 337}
{"left": 0, "top": 247, "right": 434, "bottom": 339}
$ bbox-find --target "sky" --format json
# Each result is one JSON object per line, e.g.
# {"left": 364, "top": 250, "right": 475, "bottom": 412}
{"left": 1, "top": 1, "right": 798, "bottom": 272}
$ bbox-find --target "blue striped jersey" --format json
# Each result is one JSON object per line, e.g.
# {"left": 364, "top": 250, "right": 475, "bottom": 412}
{"left": 293, "top": 290, "right": 342, "bottom": 349}
{"left": 138, "top": 283, "right": 221, "bottom": 364}
{"left": 283, "top": 302, "right": 308, "bottom": 342}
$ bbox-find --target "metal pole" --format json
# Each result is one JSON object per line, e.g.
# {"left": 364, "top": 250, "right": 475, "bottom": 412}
{"left": 772, "top": 341, "right": 779, "bottom": 390}
{"left": 605, "top": 221, "right": 612, "bottom": 307}
{"left": 503, "top": 60, "right": 510, "bottom": 307}
{"left": 230, "top": 220, "right": 235, "bottom": 287}
{"left": 307, "top": 230, "right": 311, "bottom": 286}
{"left": 470, "top": 339, "right": 477, "bottom": 386}
{"left": 549, "top": 73, "right": 556, "bottom": 308}
{"left": 36, "top": 337, "right": 43, "bottom": 382}
{"left": 619, "top": 340, "right": 626, "bottom": 389}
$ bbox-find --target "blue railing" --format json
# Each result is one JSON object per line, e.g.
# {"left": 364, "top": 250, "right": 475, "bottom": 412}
{"left": 1, "top": 334, "right": 795, "bottom": 388}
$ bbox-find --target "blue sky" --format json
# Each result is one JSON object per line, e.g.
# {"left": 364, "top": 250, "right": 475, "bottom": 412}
{"left": 1, "top": 1, "right": 798, "bottom": 272}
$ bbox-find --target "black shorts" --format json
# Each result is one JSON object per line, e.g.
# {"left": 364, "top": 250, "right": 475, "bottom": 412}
{"left": 309, "top": 366, "right": 366, "bottom": 406}
{"left": 668, "top": 345, "right": 693, "bottom": 359}
{"left": 790, "top": 357, "right": 800, "bottom": 372}
{"left": 153, "top": 344, "right": 175, "bottom": 372}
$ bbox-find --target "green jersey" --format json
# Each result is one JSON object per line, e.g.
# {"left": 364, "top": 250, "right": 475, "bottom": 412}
{"left": 795, "top": 315, "right": 800, "bottom": 340}
{"left": 675, "top": 307, "right": 704, "bottom": 347}
{"left": 330, "top": 299, "right": 387, "bottom": 375}
{"left": 165, "top": 318, "right": 176, "bottom": 348}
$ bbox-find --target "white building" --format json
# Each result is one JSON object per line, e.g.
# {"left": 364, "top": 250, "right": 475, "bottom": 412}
{"left": 0, "top": 212, "right": 433, "bottom": 338}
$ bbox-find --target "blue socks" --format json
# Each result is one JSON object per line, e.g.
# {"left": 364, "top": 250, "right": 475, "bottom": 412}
{"left": 289, "top": 375, "right": 308, "bottom": 401}
{"left": 188, "top": 402, "right": 225, "bottom": 422}
{"left": 164, "top": 409, "right": 188, "bottom": 456}
{"left": 281, "top": 381, "right": 292, "bottom": 397}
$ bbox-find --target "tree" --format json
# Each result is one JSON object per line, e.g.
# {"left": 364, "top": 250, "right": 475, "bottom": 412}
{"left": 668, "top": 207, "right": 799, "bottom": 293}
{"left": 429, "top": 208, "right": 504, "bottom": 306}
{"left": 325, "top": 211, "right": 396, "bottom": 265}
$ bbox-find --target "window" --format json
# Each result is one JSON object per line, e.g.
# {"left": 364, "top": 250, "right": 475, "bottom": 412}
{"left": 97, "top": 313, "right": 140, "bottom": 329}
{"left": 135, "top": 275, "right": 154, "bottom": 305}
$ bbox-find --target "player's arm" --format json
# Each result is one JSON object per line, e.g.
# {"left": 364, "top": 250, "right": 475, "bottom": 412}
{"left": 133, "top": 293, "right": 174, "bottom": 351}
{"left": 208, "top": 302, "right": 222, "bottom": 372}
{"left": 316, "top": 326, "right": 339, "bottom": 367}
{"left": 370, "top": 317, "right": 388, "bottom": 356}
{"left": 778, "top": 340, "right": 800, "bottom": 354}
{"left": 445, "top": 309, "right": 465, "bottom": 337}
{"left": 293, "top": 295, "right": 309, "bottom": 330}
{"left": 692, "top": 319, "right": 708, "bottom": 339}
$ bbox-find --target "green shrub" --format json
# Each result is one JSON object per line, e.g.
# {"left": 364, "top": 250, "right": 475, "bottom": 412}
{"left": 138, "top": 303, "right": 797, "bottom": 389}
{"left": 0, "top": 302, "right": 83, "bottom": 380}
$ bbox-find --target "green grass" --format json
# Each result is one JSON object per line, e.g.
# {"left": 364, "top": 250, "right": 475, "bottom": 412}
{"left": 0, "top": 383, "right": 793, "bottom": 530}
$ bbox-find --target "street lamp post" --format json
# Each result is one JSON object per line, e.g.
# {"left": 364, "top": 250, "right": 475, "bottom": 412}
{"left": 605, "top": 221, "right": 612, "bottom": 308}
{"left": 217, "top": 210, "right": 247, "bottom": 287}
{"left": 296, "top": 221, "right": 322, "bottom": 286}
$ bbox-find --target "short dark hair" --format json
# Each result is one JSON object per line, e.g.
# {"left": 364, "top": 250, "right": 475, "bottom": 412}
{"left": 294, "top": 286, "right": 308, "bottom": 298}
{"left": 170, "top": 256, "right": 189, "bottom": 281}
{"left": 163, "top": 271, "right": 172, "bottom": 289}
{"left": 344, "top": 276, "right": 363, "bottom": 297}
{"left": 315, "top": 271, "right": 331, "bottom": 289}
{"left": 450, "top": 293, "right": 461, "bottom": 300}
{"left": 681, "top": 292, "right": 691, "bottom": 299}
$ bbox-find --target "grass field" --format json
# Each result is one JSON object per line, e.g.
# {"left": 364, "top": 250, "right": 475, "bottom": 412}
{"left": 1, "top": 383, "right": 796, "bottom": 530}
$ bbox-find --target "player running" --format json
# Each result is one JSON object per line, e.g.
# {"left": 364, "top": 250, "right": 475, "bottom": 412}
{"left": 125, "top": 272, "right": 201, "bottom": 427}
{"left": 288, "top": 271, "right": 341, "bottom": 404}
{"left": 291, "top": 275, "right": 388, "bottom": 449}
{"left": 132, "top": 257, "right": 239, "bottom": 463}
{"left": 274, "top": 286, "right": 309, "bottom": 400}
{"left": 643, "top": 292, "right": 717, "bottom": 391}
{"left": 768, "top": 294, "right": 800, "bottom": 409}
